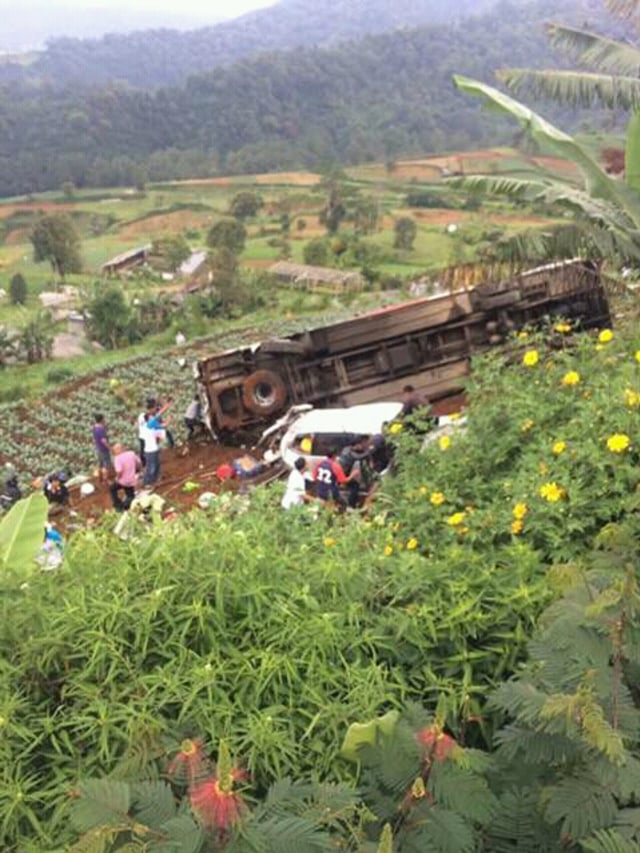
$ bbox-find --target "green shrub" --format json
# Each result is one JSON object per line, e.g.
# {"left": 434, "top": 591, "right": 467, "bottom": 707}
{"left": 45, "top": 366, "right": 74, "bottom": 384}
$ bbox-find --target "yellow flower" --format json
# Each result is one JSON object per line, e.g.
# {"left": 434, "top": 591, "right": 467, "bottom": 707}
{"left": 388, "top": 422, "right": 403, "bottom": 435}
{"left": 430, "top": 492, "right": 445, "bottom": 506}
{"left": 513, "top": 502, "right": 528, "bottom": 520}
{"left": 522, "top": 350, "right": 540, "bottom": 367}
{"left": 554, "top": 322, "right": 571, "bottom": 334}
{"left": 447, "top": 512, "right": 466, "bottom": 527}
{"left": 383, "top": 544, "right": 394, "bottom": 557}
{"left": 406, "top": 537, "right": 419, "bottom": 551}
{"left": 539, "top": 482, "right": 565, "bottom": 503}
{"left": 521, "top": 418, "right": 535, "bottom": 433}
{"left": 607, "top": 433, "right": 630, "bottom": 454}
{"left": 439, "top": 435, "right": 451, "bottom": 451}
{"left": 419, "top": 485, "right": 429, "bottom": 496}
{"left": 561, "top": 371, "right": 580, "bottom": 387}
{"left": 323, "top": 537, "right": 336, "bottom": 547}
{"left": 625, "top": 389, "right": 640, "bottom": 408}
{"left": 635, "top": 350, "right": 640, "bottom": 364}
{"left": 552, "top": 440, "right": 567, "bottom": 456}
{"left": 598, "top": 329, "right": 614, "bottom": 344}
{"left": 518, "top": 331, "right": 529, "bottom": 340}
{"left": 511, "top": 519, "right": 524, "bottom": 535}
{"left": 595, "top": 343, "right": 604, "bottom": 352}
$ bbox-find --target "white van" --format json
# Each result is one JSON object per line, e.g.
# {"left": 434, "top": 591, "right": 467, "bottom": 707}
{"left": 274, "top": 402, "right": 404, "bottom": 470}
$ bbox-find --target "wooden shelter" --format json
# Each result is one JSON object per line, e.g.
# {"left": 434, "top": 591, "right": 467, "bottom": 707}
{"left": 269, "top": 261, "right": 364, "bottom": 294}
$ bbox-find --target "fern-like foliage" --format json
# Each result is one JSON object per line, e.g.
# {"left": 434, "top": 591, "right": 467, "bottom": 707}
{"left": 486, "top": 518, "right": 640, "bottom": 850}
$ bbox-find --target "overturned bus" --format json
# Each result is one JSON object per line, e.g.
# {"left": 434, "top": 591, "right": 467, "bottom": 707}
{"left": 195, "top": 259, "right": 611, "bottom": 439}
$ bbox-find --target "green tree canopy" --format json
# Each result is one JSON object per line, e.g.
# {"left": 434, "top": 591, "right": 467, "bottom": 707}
{"left": 30, "top": 213, "right": 82, "bottom": 278}
{"left": 393, "top": 216, "right": 417, "bottom": 250}
{"left": 206, "top": 218, "right": 247, "bottom": 254}
{"left": 303, "top": 237, "right": 330, "bottom": 266}
{"left": 152, "top": 234, "right": 191, "bottom": 273}
{"left": 19, "top": 311, "right": 54, "bottom": 364}
{"left": 9, "top": 273, "right": 27, "bottom": 306}
{"left": 229, "top": 190, "right": 263, "bottom": 219}
{"left": 86, "top": 286, "right": 136, "bottom": 350}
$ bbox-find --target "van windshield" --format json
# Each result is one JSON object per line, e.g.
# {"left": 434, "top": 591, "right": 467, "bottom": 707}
{"left": 295, "top": 432, "right": 361, "bottom": 456}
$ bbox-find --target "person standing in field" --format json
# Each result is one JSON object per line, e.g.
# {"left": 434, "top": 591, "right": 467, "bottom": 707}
{"left": 137, "top": 397, "right": 157, "bottom": 467}
{"left": 282, "top": 457, "right": 312, "bottom": 510}
{"left": 110, "top": 443, "right": 141, "bottom": 511}
{"left": 150, "top": 399, "right": 175, "bottom": 449}
{"left": 184, "top": 395, "right": 203, "bottom": 441}
{"left": 141, "top": 413, "right": 163, "bottom": 488}
{"left": 92, "top": 413, "right": 111, "bottom": 483}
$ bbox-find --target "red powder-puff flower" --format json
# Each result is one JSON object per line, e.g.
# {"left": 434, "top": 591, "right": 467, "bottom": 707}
{"left": 167, "top": 739, "right": 210, "bottom": 786}
{"left": 190, "top": 777, "right": 246, "bottom": 832}
{"left": 416, "top": 726, "right": 457, "bottom": 763}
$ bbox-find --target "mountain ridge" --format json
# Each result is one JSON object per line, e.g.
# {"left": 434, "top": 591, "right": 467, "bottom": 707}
{"left": 0, "top": 0, "right": 614, "bottom": 197}
{"left": 1, "top": 0, "right": 501, "bottom": 88}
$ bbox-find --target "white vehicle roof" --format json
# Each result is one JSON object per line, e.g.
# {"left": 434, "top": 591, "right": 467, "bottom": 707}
{"left": 286, "top": 402, "right": 403, "bottom": 437}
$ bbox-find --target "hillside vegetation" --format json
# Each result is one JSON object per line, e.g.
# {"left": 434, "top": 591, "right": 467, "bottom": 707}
{"left": 2, "top": 0, "right": 500, "bottom": 88}
{"left": 4, "top": 317, "right": 640, "bottom": 850}
{"left": 0, "top": 0, "right": 608, "bottom": 197}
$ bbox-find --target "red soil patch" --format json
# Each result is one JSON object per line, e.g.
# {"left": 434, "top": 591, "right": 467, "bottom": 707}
{"left": 167, "top": 171, "right": 321, "bottom": 189}
{"left": 168, "top": 177, "right": 233, "bottom": 187}
{"left": 4, "top": 227, "right": 29, "bottom": 245}
{"left": 244, "top": 258, "right": 277, "bottom": 270}
{"left": 57, "top": 442, "right": 246, "bottom": 531}
{"left": 531, "top": 156, "right": 580, "bottom": 177}
{"left": 253, "top": 171, "right": 320, "bottom": 186}
{"left": 411, "top": 209, "right": 468, "bottom": 226}
{"left": 119, "top": 209, "right": 214, "bottom": 239}
{"left": 0, "top": 201, "right": 76, "bottom": 220}
{"left": 290, "top": 214, "right": 325, "bottom": 239}
{"left": 408, "top": 208, "right": 555, "bottom": 229}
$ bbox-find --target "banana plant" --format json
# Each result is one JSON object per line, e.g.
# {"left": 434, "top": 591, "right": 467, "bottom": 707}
{"left": 452, "top": 0, "right": 640, "bottom": 264}
{"left": 0, "top": 492, "right": 48, "bottom": 574}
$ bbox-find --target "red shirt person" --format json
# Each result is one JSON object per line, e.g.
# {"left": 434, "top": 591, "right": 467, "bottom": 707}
{"left": 313, "top": 451, "right": 350, "bottom": 504}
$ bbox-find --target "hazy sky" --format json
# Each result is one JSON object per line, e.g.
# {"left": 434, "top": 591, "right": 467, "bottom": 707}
{"left": 0, "top": 0, "right": 279, "bottom": 48}
{"left": 0, "top": 0, "right": 276, "bottom": 14}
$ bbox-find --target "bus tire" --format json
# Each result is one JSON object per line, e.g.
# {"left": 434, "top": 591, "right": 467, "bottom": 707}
{"left": 242, "top": 370, "right": 288, "bottom": 416}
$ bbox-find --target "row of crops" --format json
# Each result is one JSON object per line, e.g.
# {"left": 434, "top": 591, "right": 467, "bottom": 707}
{"left": 0, "top": 308, "right": 362, "bottom": 482}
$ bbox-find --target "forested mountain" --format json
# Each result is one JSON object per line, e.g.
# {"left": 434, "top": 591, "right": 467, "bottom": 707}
{"left": 0, "top": 4, "right": 220, "bottom": 53}
{"left": 0, "top": 0, "right": 611, "bottom": 198}
{"left": 2, "top": 0, "right": 500, "bottom": 88}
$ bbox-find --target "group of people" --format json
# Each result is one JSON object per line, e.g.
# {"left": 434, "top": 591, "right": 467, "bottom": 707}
{"left": 281, "top": 433, "right": 392, "bottom": 512}
{"left": 89, "top": 394, "right": 205, "bottom": 512}
{"left": 280, "top": 383, "right": 433, "bottom": 513}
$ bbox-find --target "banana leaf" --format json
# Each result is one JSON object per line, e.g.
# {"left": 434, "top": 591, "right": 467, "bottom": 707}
{"left": 626, "top": 110, "right": 640, "bottom": 192}
{"left": 0, "top": 493, "right": 48, "bottom": 573}
{"left": 453, "top": 74, "right": 640, "bottom": 231}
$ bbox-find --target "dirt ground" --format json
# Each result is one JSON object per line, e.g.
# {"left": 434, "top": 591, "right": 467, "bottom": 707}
{"left": 166, "top": 171, "right": 321, "bottom": 189}
{"left": 118, "top": 209, "right": 214, "bottom": 240}
{"left": 56, "top": 441, "right": 247, "bottom": 532}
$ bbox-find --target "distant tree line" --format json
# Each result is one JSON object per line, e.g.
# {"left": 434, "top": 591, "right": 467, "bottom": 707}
{"left": 0, "top": 0, "right": 603, "bottom": 198}
{"left": 0, "top": 0, "right": 500, "bottom": 89}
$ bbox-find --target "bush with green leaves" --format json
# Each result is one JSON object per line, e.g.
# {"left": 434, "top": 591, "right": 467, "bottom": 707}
{"left": 6, "top": 319, "right": 640, "bottom": 850}
{"left": 9, "top": 272, "right": 28, "bottom": 306}
{"left": 65, "top": 516, "right": 640, "bottom": 852}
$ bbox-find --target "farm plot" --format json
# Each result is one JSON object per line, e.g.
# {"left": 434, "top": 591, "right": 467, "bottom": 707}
{"left": 0, "top": 308, "right": 366, "bottom": 484}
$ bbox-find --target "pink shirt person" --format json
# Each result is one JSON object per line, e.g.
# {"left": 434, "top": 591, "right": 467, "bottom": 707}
{"left": 114, "top": 449, "right": 141, "bottom": 487}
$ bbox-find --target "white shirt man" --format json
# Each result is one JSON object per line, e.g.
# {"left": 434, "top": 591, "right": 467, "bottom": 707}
{"left": 281, "top": 458, "right": 310, "bottom": 510}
